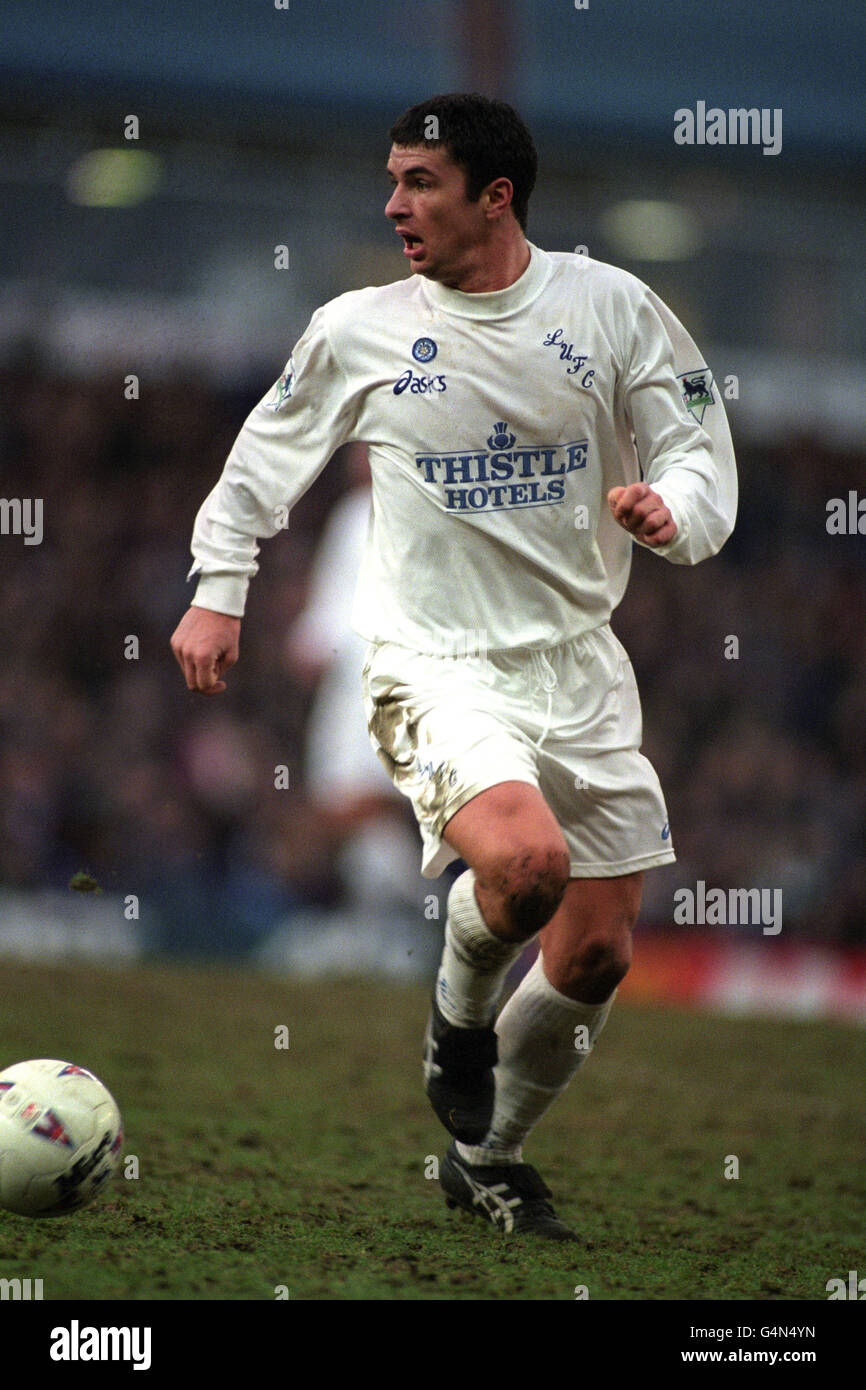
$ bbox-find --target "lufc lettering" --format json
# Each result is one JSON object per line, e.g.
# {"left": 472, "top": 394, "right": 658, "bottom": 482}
{"left": 415, "top": 438, "right": 588, "bottom": 512}
{"left": 542, "top": 329, "right": 596, "bottom": 386}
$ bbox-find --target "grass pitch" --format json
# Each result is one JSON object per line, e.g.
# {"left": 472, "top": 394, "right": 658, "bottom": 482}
{"left": 0, "top": 957, "right": 863, "bottom": 1302}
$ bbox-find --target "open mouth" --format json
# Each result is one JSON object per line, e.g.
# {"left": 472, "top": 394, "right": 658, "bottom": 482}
{"left": 399, "top": 230, "right": 425, "bottom": 258}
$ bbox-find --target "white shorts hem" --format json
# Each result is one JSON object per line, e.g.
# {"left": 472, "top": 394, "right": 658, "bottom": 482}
{"left": 567, "top": 848, "right": 676, "bottom": 878}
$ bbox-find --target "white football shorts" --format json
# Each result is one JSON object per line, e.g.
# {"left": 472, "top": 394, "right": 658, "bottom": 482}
{"left": 361, "top": 623, "right": 676, "bottom": 880}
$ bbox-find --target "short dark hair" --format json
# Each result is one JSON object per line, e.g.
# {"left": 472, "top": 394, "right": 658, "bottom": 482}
{"left": 389, "top": 93, "right": 538, "bottom": 232}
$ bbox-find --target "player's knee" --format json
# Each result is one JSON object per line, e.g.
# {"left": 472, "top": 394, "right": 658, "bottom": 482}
{"left": 480, "top": 844, "right": 570, "bottom": 940}
{"left": 568, "top": 935, "right": 632, "bottom": 1002}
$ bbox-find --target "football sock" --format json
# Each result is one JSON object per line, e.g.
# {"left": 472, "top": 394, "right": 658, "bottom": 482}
{"left": 456, "top": 952, "right": 615, "bottom": 1166}
{"left": 434, "top": 869, "right": 528, "bottom": 1027}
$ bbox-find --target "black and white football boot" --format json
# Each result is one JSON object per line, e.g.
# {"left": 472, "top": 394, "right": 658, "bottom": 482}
{"left": 439, "top": 1141, "right": 578, "bottom": 1241}
{"left": 422, "top": 996, "right": 497, "bottom": 1144}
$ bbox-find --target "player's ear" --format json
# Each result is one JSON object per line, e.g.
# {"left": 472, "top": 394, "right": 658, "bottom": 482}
{"left": 484, "top": 177, "right": 514, "bottom": 220}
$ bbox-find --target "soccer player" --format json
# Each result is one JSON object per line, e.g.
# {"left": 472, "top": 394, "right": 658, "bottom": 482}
{"left": 171, "top": 93, "right": 737, "bottom": 1241}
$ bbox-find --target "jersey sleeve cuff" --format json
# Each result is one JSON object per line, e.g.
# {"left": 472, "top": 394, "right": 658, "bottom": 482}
{"left": 190, "top": 572, "right": 249, "bottom": 618}
{"left": 635, "top": 491, "right": 689, "bottom": 559}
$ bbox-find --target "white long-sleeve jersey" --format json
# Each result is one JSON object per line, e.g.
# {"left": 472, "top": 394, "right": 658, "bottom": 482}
{"left": 189, "top": 244, "right": 737, "bottom": 654}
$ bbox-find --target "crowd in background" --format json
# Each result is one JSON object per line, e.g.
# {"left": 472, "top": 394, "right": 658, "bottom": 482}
{"left": 1, "top": 360, "right": 863, "bottom": 953}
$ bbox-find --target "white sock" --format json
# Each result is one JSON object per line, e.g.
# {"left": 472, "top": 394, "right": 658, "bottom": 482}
{"left": 435, "top": 869, "right": 528, "bottom": 1027}
{"left": 456, "top": 953, "right": 616, "bottom": 1166}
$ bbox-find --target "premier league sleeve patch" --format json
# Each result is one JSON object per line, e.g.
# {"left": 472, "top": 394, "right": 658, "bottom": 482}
{"left": 677, "top": 368, "right": 714, "bottom": 424}
{"left": 266, "top": 356, "right": 296, "bottom": 411}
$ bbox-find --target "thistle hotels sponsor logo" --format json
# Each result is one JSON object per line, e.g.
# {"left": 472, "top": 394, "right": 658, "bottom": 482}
{"left": 415, "top": 421, "right": 588, "bottom": 513}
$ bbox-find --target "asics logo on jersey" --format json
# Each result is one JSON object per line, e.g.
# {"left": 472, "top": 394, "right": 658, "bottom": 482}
{"left": 393, "top": 368, "right": 447, "bottom": 395}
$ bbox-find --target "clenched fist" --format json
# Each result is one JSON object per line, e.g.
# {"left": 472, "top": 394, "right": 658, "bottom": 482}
{"left": 607, "top": 483, "right": 677, "bottom": 547}
{"left": 170, "top": 606, "right": 241, "bottom": 695}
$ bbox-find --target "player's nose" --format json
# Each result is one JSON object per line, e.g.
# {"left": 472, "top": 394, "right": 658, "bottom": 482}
{"left": 384, "top": 186, "right": 406, "bottom": 219}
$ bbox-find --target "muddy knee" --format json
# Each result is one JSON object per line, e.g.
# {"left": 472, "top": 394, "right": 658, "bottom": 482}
{"left": 477, "top": 845, "right": 570, "bottom": 941}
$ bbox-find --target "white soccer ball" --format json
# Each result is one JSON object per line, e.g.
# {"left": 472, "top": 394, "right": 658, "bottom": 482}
{"left": 0, "top": 1059, "right": 123, "bottom": 1217}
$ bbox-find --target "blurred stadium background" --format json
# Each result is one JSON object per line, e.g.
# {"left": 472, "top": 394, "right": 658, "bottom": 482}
{"left": 1, "top": 0, "right": 864, "bottom": 1020}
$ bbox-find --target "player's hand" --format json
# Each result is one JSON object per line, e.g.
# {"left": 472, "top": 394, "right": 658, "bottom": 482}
{"left": 170, "top": 606, "right": 240, "bottom": 695}
{"left": 607, "top": 483, "right": 677, "bottom": 547}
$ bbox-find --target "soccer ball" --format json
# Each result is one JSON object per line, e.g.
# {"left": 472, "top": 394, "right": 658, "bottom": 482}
{"left": 0, "top": 1059, "right": 123, "bottom": 1217}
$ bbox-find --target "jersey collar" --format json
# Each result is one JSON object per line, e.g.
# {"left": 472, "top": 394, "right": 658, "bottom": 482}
{"left": 419, "top": 242, "right": 551, "bottom": 320}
